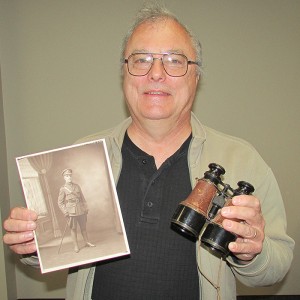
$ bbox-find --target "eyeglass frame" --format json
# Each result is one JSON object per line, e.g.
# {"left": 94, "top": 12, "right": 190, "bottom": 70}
{"left": 123, "top": 52, "right": 201, "bottom": 77}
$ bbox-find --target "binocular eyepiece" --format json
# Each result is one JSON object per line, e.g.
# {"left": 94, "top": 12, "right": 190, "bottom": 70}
{"left": 171, "top": 163, "right": 254, "bottom": 257}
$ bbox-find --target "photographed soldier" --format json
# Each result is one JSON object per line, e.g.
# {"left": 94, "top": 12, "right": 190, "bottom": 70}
{"left": 58, "top": 168, "right": 95, "bottom": 253}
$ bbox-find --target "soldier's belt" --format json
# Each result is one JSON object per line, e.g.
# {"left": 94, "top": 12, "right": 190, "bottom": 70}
{"left": 67, "top": 199, "right": 79, "bottom": 204}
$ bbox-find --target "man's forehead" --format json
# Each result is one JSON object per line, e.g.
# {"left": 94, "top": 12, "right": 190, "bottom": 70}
{"left": 130, "top": 49, "right": 185, "bottom": 55}
{"left": 126, "top": 19, "right": 195, "bottom": 56}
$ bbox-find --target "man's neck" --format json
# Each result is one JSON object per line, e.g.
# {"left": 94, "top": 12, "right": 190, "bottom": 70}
{"left": 127, "top": 118, "right": 192, "bottom": 168}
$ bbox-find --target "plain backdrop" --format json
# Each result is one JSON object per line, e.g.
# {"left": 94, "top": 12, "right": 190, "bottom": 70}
{"left": 1, "top": 0, "right": 299, "bottom": 299}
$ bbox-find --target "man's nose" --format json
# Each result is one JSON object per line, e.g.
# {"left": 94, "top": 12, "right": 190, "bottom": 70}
{"left": 148, "top": 58, "right": 166, "bottom": 80}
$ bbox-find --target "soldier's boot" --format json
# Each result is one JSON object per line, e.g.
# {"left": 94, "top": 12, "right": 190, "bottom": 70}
{"left": 82, "top": 230, "right": 95, "bottom": 247}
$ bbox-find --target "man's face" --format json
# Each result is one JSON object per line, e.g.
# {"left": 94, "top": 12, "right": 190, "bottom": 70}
{"left": 64, "top": 174, "right": 72, "bottom": 183}
{"left": 123, "top": 19, "right": 199, "bottom": 125}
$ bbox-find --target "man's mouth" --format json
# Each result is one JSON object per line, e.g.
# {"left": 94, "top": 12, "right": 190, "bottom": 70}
{"left": 145, "top": 91, "right": 169, "bottom": 96}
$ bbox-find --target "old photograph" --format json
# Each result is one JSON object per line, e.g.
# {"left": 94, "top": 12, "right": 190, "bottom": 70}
{"left": 16, "top": 139, "right": 130, "bottom": 273}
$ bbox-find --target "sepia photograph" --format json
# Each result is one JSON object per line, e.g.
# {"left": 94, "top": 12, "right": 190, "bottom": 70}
{"left": 16, "top": 139, "right": 130, "bottom": 273}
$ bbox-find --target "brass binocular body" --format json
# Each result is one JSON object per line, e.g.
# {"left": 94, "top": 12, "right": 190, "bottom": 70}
{"left": 171, "top": 163, "right": 254, "bottom": 257}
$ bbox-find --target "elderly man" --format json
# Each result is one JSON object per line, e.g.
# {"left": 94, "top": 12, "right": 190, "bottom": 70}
{"left": 3, "top": 3, "right": 294, "bottom": 300}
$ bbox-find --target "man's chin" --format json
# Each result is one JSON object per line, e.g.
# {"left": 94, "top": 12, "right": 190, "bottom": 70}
{"left": 141, "top": 111, "right": 172, "bottom": 121}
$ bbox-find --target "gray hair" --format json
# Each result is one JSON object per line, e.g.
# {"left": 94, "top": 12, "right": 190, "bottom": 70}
{"left": 121, "top": 2, "right": 203, "bottom": 76}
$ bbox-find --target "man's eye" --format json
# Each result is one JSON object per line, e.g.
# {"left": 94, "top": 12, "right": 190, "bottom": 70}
{"left": 169, "top": 58, "right": 183, "bottom": 65}
{"left": 134, "top": 57, "right": 151, "bottom": 64}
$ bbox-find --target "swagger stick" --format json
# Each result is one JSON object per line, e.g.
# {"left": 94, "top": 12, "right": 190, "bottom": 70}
{"left": 58, "top": 216, "right": 71, "bottom": 254}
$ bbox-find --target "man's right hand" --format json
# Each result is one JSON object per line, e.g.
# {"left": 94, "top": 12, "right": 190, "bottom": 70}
{"left": 2, "top": 207, "right": 38, "bottom": 255}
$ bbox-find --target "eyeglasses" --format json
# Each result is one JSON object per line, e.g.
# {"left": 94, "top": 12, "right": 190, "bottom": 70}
{"left": 124, "top": 52, "right": 200, "bottom": 77}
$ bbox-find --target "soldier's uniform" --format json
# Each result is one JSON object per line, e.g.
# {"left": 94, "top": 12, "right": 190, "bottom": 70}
{"left": 58, "top": 169, "right": 95, "bottom": 252}
{"left": 58, "top": 180, "right": 88, "bottom": 218}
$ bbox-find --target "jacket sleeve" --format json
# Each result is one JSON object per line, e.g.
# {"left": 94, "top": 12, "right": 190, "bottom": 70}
{"left": 193, "top": 124, "right": 295, "bottom": 291}
{"left": 20, "top": 254, "right": 40, "bottom": 268}
{"left": 58, "top": 187, "right": 68, "bottom": 215}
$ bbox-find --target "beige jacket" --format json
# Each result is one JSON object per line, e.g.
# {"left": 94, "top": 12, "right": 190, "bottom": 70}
{"left": 24, "top": 113, "right": 294, "bottom": 299}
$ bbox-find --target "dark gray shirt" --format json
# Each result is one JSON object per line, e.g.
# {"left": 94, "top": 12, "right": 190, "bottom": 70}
{"left": 92, "top": 132, "right": 199, "bottom": 299}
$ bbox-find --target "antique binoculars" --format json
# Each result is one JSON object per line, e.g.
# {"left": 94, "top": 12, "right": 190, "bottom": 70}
{"left": 171, "top": 163, "right": 254, "bottom": 257}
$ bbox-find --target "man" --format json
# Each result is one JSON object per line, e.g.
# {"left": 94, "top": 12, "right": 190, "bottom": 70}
{"left": 2, "top": 3, "right": 294, "bottom": 300}
{"left": 58, "top": 168, "right": 95, "bottom": 253}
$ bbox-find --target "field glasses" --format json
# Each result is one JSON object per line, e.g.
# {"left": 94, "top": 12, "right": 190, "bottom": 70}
{"left": 171, "top": 163, "right": 254, "bottom": 257}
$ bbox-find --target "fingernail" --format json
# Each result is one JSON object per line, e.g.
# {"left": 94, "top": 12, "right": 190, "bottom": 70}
{"left": 27, "top": 222, "right": 36, "bottom": 230}
{"left": 24, "top": 232, "right": 34, "bottom": 239}
{"left": 222, "top": 207, "right": 230, "bottom": 215}
{"left": 232, "top": 197, "right": 240, "bottom": 205}
{"left": 229, "top": 242, "right": 237, "bottom": 250}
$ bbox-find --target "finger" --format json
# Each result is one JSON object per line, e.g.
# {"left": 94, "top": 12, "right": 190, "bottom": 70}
{"left": 228, "top": 240, "right": 259, "bottom": 261}
{"left": 228, "top": 227, "right": 263, "bottom": 261}
{"left": 10, "top": 207, "right": 38, "bottom": 221}
{"left": 229, "top": 239, "right": 254, "bottom": 256}
{"left": 9, "top": 240, "right": 37, "bottom": 255}
{"left": 3, "top": 207, "right": 37, "bottom": 233}
{"left": 231, "top": 195, "right": 261, "bottom": 211}
{"left": 222, "top": 219, "right": 260, "bottom": 240}
{"left": 3, "top": 217, "right": 36, "bottom": 233}
{"left": 221, "top": 205, "right": 263, "bottom": 228}
{"left": 3, "top": 230, "right": 35, "bottom": 246}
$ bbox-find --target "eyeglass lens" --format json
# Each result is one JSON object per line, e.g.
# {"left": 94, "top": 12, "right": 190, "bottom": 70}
{"left": 127, "top": 53, "right": 189, "bottom": 77}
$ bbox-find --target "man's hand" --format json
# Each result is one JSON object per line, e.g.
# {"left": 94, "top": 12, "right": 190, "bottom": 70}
{"left": 221, "top": 195, "right": 265, "bottom": 262}
{"left": 2, "top": 207, "right": 38, "bottom": 255}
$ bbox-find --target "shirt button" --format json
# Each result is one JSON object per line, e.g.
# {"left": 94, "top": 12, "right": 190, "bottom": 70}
{"left": 147, "top": 201, "right": 153, "bottom": 207}
{"left": 142, "top": 159, "right": 147, "bottom": 164}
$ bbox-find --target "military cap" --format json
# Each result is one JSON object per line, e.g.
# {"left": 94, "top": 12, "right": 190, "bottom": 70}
{"left": 61, "top": 168, "right": 72, "bottom": 176}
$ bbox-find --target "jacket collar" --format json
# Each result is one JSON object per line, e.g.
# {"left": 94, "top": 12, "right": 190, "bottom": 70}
{"left": 111, "top": 112, "right": 207, "bottom": 148}
{"left": 109, "top": 112, "right": 207, "bottom": 176}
